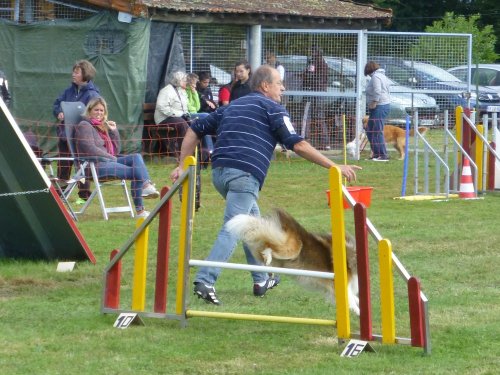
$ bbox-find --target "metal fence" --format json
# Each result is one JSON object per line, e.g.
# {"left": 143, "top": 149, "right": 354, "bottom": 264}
{"left": 0, "top": 0, "right": 98, "bottom": 23}
{"left": 261, "top": 29, "right": 473, "bottom": 151}
{"left": 178, "top": 23, "right": 248, "bottom": 100}
{"left": 181, "top": 27, "right": 474, "bottom": 152}
{"left": 2, "top": 7, "right": 480, "bottom": 157}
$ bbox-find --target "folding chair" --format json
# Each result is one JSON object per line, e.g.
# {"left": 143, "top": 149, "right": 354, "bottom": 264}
{"left": 31, "top": 132, "right": 78, "bottom": 221}
{"left": 61, "top": 101, "right": 135, "bottom": 220}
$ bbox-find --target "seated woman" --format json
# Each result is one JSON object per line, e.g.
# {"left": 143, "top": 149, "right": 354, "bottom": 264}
{"left": 186, "top": 73, "right": 213, "bottom": 163}
{"left": 154, "top": 71, "right": 190, "bottom": 158}
{"left": 74, "top": 97, "right": 159, "bottom": 218}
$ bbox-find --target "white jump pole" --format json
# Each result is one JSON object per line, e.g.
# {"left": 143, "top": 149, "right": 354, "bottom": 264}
{"left": 189, "top": 259, "right": 334, "bottom": 280}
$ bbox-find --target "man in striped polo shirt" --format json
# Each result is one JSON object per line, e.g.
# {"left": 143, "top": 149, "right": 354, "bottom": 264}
{"left": 170, "top": 65, "right": 361, "bottom": 305}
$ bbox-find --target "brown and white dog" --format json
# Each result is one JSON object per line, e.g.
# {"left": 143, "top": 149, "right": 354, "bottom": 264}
{"left": 347, "top": 116, "right": 428, "bottom": 160}
{"left": 226, "top": 209, "right": 360, "bottom": 315}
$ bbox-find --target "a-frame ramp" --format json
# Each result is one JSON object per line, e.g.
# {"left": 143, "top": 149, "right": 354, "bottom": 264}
{"left": 0, "top": 99, "right": 95, "bottom": 262}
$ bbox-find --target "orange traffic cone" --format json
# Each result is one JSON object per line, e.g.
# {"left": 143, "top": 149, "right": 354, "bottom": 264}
{"left": 459, "top": 158, "right": 476, "bottom": 199}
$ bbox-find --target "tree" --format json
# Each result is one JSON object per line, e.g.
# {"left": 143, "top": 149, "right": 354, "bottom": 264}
{"left": 425, "top": 12, "right": 498, "bottom": 63}
{"left": 356, "top": 0, "right": 500, "bottom": 57}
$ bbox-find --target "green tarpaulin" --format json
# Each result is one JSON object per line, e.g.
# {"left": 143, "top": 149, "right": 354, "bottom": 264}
{"left": 0, "top": 11, "right": 150, "bottom": 153}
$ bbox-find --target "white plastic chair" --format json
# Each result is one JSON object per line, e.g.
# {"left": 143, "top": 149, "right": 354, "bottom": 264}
{"left": 61, "top": 101, "right": 134, "bottom": 220}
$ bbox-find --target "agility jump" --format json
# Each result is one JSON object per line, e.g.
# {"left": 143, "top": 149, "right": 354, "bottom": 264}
{"left": 101, "top": 156, "right": 430, "bottom": 354}
{"left": 402, "top": 107, "right": 500, "bottom": 199}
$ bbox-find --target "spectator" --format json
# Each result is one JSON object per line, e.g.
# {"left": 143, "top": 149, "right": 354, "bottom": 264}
{"left": 364, "top": 60, "right": 391, "bottom": 161}
{"left": 302, "top": 46, "right": 330, "bottom": 150}
{"left": 170, "top": 65, "right": 361, "bottom": 305}
{"left": 218, "top": 81, "right": 232, "bottom": 107}
{"left": 302, "top": 46, "right": 328, "bottom": 91}
{"left": 229, "top": 60, "right": 251, "bottom": 102}
{"left": 74, "top": 97, "right": 159, "bottom": 218}
{"left": 186, "top": 72, "right": 214, "bottom": 167}
{"left": 265, "top": 52, "right": 285, "bottom": 81}
{"left": 53, "top": 60, "right": 100, "bottom": 203}
{"left": 0, "top": 68, "right": 12, "bottom": 107}
{"left": 197, "top": 71, "right": 217, "bottom": 113}
{"left": 154, "top": 71, "right": 190, "bottom": 159}
{"left": 186, "top": 73, "right": 201, "bottom": 114}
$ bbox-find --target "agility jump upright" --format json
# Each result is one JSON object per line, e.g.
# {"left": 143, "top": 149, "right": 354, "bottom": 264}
{"left": 102, "top": 160, "right": 430, "bottom": 354}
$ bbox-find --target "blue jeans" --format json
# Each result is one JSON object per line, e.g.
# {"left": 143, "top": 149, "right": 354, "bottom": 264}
{"left": 367, "top": 104, "right": 390, "bottom": 158}
{"left": 194, "top": 167, "right": 269, "bottom": 286}
{"left": 96, "top": 153, "right": 150, "bottom": 211}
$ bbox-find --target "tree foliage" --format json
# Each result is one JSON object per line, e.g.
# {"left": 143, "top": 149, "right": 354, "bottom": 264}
{"left": 355, "top": 0, "right": 500, "bottom": 59}
{"left": 425, "top": 12, "right": 498, "bottom": 63}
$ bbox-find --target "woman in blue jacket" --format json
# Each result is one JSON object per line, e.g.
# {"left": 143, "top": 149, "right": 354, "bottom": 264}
{"left": 53, "top": 60, "right": 100, "bottom": 202}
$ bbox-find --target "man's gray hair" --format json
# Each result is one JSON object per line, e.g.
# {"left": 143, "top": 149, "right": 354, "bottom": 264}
{"left": 170, "top": 71, "right": 187, "bottom": 87}
{"left": 249, "top": 65, "right": 275, "bottom": 91}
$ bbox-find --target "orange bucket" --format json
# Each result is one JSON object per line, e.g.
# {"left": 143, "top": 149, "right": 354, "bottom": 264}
{"left": 326, "top": 186, "right": 373, "bottom": 209}
{"left": 356, "top": 186, "right": 373, "bottom": 208}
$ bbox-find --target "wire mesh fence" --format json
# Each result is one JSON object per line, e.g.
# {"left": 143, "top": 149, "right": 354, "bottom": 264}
{"left": 0, "top": 0, "right": 98, "bottom": 23}
{"left": 5, "top": 14, "right": 482, "bottom": 166}
{"left": 178, "top": 23, "right": 248, "bottom": 103}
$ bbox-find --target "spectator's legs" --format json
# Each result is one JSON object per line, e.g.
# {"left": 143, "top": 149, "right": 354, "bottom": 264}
{"left": 96, "top": 154, "right": 149, "bottom": 210}
{"left": 368, "top": 104, "right": 390, "bottom": 158}
{"left": 159, "top": 117, "right": 189, "bottom": 159}
{"left": 57, "top": 138, "right": 72, "bottom": 181}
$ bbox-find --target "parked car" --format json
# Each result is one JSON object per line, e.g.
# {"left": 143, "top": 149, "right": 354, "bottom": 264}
{"left": 278, "top": 55, "right": 440, "bottom": 127}
{"left": 447, "top": 64, "right": 500, "bottom": 98}
{"left": 372, "top": 57, "right": 500, "bottom": 120}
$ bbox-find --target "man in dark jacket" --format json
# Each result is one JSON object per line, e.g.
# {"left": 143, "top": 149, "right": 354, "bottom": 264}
{"left": 302, "top": 46, "right": 330, "bottom": 149}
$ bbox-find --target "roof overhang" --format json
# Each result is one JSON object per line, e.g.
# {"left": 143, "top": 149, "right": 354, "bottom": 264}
{"left": 81, "top": 0, "right": 392, "bottom": 29}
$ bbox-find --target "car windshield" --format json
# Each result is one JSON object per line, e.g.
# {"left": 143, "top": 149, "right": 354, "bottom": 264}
{"left": 324, "top": 57, "right": 357, "bottom": 76}
{"left": 210, "top": 64, "right": 231, "bottom": 85}
{"left": 407, "top": 62, "right": 462, "bottom": 83}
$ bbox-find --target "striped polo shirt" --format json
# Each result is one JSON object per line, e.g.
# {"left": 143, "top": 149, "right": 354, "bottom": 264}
{"left": 190, "top": 91, "right": 303, "bottom": 189}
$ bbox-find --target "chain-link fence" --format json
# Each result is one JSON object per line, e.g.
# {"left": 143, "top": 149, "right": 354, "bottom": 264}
{"left": 3, "top": 9, "right": 483, "bottom": 163}
{"left": 0, "top": 0, "right": 98, "bottom": 22}
{"left": 260, "top": 30, "right": 476, "bottom": 153}
{"left": 179, "top": 24, "right": 248, "bottom": 102}
{"left": 262, "top": 29, "right": 362, "bottom": 151}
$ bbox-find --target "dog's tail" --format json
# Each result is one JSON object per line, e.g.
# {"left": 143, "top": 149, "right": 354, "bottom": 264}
{"left": 409, "top": 127, "right": 428, "bottom": 136}
{"left": 226, "top": 213, "right": 287, "bottom": 250}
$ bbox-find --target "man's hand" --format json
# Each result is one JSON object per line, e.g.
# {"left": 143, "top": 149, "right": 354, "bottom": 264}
{"left": 170, "top": 166, "right": 182, "bottom": 182}
{"left": 339, "top": 164, "right": 362, "bottom": 182}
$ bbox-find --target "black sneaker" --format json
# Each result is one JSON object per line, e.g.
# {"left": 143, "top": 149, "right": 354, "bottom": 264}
{"left": 253, "top": 275, "right": 280, "bottom": 297}
{"left": 193, "top": 282, "right": 221, "bottom": 305}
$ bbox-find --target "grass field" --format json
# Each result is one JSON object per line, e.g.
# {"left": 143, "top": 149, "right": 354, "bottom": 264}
{"left": 1, "top": 134, "right": 499, "bottom": 374}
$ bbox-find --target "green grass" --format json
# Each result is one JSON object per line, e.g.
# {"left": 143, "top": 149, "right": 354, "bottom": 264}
{"left": 1, "top": 134, "right": 499, "bottom": 374}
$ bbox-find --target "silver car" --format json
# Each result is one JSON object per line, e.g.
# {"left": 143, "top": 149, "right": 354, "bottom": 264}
{"left": 448, "top": 64, "right": 500, "bottom": 99}
{"left": 278, "top": 55, "right": 440, "bottom": 126}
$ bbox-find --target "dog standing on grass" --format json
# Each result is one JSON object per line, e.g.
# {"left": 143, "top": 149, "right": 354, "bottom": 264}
{"left": 226, "top": 208, "right": 360, "bottom": 316}
{"left": 347, "top": 116, "right": 428, "bottom": 160}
